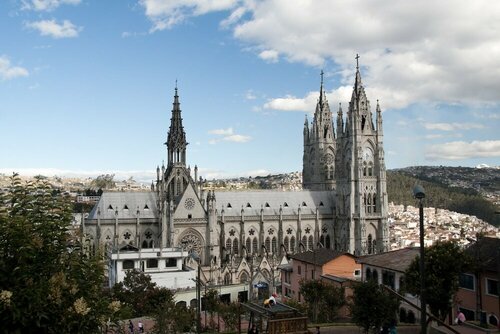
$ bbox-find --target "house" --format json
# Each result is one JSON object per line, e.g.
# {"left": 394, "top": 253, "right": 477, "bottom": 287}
{"left": 357, "top": 247, "right": 420, "bottom": 323}
{"left": 280, "top": 248, "right": 360, "bottom": 303}
{"left": 455, "top": 237, "right": 499, "bottom": 327}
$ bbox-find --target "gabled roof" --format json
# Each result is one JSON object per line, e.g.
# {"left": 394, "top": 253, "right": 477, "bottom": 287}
{"left": 291, "top": 248, "right": 352, "bottom": 266}
{"left": 465, "top": 237, "right": 500, "bottom": 273}
{"left": 357, "top": 247, "right": 419, "bottom": 273}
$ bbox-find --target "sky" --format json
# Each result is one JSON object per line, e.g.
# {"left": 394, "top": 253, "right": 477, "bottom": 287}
{"left": 0, "top": 0, "right": 499, "bottom": 183}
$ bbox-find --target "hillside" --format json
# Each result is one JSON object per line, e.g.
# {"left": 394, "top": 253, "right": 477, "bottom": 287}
{"left": 387, "top": 167, "right": 500, "bottom": 227}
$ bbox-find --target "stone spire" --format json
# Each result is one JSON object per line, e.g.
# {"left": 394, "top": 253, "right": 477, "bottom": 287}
{"left": 165, "top": 85, "right": 188, "bottom": 166}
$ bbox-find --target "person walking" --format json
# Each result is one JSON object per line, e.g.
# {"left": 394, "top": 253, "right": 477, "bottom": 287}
{"left": 316, "top": 325, "right": 321, "bottom": 334}
{"left": 128, "top": 320, "right": 134, "bottom": 334}
{"left": 455, "top": 310, "right": 466, "bottom": 325}
{"left": 138, "top": 320, "right": 144, "bottom": 333}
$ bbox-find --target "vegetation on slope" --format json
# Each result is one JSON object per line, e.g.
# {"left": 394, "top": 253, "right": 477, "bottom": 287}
{"left": 387, "top": 170, "right": 500, "bottom": 227}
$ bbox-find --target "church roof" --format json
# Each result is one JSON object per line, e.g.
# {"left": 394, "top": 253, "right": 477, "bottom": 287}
{"left": 214, "top": 190, "right": 334, "bottom": 217}
{"left": 291, "top": 248, "right": 351, "bottom": 266}
{"left": 87, "top": 191, "right": 158, "bottom": 220}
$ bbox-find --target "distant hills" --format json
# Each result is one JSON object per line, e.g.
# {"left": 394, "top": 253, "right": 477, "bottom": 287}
{"left": 388, "top": 166, "right": 500, "bottom": 227}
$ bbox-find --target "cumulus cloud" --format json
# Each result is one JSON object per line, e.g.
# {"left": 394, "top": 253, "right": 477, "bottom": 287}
{"left": 139, "top": 0, "right": 500, "bottom": 109}
{"left": 22, "top": 0, "right": 81, "bottom": 11}
{"left": 0, "top": 56, "right": 29, "bottom": 80}
{"left": 139, "top": 0, "right": 238, "bottom": 31}
{"left": 26, "top": 19, "right": 82, "bottom": 38}
{"left": 258, "top": 50, "right": 279, "bottom": 63}
{"left": 208, "top": 127, "right": 251, "bottom": 143}
{"left": 425, "top": 140, "right": 500, "bottom": 160}
{"left": 424, "top": 122, "right": 485, "bottom": 131}
{"left": 208, "top": 128, "right": 233, "bottom": 135}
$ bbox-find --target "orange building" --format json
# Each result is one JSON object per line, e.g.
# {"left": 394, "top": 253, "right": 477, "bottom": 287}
{"left": 280, "top": 248, "right": 360, "bottom": 315}
{"left": 454, "top": 237, "right": 499, "bottom": 328}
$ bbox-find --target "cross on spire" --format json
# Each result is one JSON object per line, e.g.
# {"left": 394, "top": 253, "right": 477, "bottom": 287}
{"left": 320, "top": 70, "right": 324, "bottom": 86}
{"left": 355, "top": 54, "right": 360, "bottom": 70}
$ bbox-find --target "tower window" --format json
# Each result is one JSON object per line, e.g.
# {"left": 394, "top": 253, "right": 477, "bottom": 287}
{"left": 284, "top": 202, "right": 288, "bottom": 207}
{"left": 108, "top": 205, "right": 113, "bottom": 210}
{"left": 188, "top": 214, "right": 192, "bottom": 219}
{"left": 123, "top": 205, "right": 129, "bottom": 210}
{"left": 144, "top": 204, "right": 149, "bottom": 210}
{"left": 265, "top": 202, "right": 270, "bottom": 208}
{"left": 227, "top": 203, "right": 232, "bottom": 208}
{"left": 246, "top": 203, "right": 252, "bottom": 208}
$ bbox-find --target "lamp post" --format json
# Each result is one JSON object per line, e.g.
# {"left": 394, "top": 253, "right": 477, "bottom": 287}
{"left": 188, "top": 251, "right": 202, "bottom": 334}
{"left": 413, "top": 185, "right": 426, "bottom": 334}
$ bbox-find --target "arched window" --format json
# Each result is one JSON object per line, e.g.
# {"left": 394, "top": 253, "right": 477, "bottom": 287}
{"left": 246, "top": 237, "right": 251, "bottom": 255}
{"left": 373, "top": 194, "right": 377, "bottom": 213}
{"left": 326, "top": 235, "right": 331, "bottom": 249}
{"left": 123, "top": 260, "right": 134, "bottom": 270}
{"left": 233, "top": 238, "right": 239, "bottom": 255}
{"left": 148, "top": 240, "right": 153, "bottom": 248}
{"left": 363, "top": 194, "right": 367, "bottom": 213}
{"left": 308, "top": 235, "right": 313, "bottom": 250}
{"left": 367, "top": 195, "right": 372, "bottom": 213}
{"left": 372, "top": 269, "right": 379, "bottom": 283}
{"left": 226, "top": 238, "right": 232, "bottom": 252}
{"left": 271, "top": 237, "right": 277, "bottom": 254}
{"left": 302, "top": 236, "right": 307, "bottom": 251}
{"left": 283, "top": 236, "right": 289, "bottom": 252}
{"left": 240, "top": 271, "right": 249, "bottom": 283}
{"left": 320, "top": 235, "right": 325, "bottom": 247}
{"left": 373, "top": 239, "right": 377, "bottom": 253}
{"left": 363, "top": 162, "right": 367, "bottom": 177}
{"left": 368, "top": 163, "right": 373, "bottom": 176}
{"left": 367, "top": 234, "right": 373, "bottom": 254}
{"left": 290, "top": 236, "right": 296, "bottom": 253}
{"left": 224, "top": 273, "right": 231, "bottom": 285}
{"left": 142, "top": 240, "right": 148, "bottom": 249}
{"left": 265, "top": 237, "right": 271, "bottom": 253}
{"left": 252, "top": 238, "right": 258, "bottom": 254}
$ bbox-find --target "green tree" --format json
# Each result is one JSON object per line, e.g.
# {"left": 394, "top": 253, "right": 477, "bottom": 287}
{"left": 111, "top": 269, "right": 174, "bottom": 317}
{"left": 299, "top": 279, "right": 345, "bottom": 323}
{"left": 404, "top": 241, "right": 467, "bottom": 321}
{"left": 90, "top": 174, "right": 116, "bottom": 190}
{"left": 218, "top": 302, "right": 243, "bottom": 332}
{"left": 152, "top": 300, "right": 195, "bottom": 334}
{"left": 0, "top": 174, "right": 112, "bottom": 333}
{"left": 203, "top": 288, "right": 220, "bottom": 330}
{"left": 350, "top": 280, "right": 400, "bottom": 334}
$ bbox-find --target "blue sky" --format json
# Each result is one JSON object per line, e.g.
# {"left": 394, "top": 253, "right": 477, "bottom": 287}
{"left": 1, "top": 0, "right": 499, "bottom": 183}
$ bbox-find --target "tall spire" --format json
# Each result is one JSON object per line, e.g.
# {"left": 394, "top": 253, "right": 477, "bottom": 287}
{"left": 354, "top": 54, "right": 362, "bottom": 95}
{"left": 319, "top": 70, "right": 325, "bottom": 106}
{"left": 166, "top": 84, "right": 187, "bottom": 166}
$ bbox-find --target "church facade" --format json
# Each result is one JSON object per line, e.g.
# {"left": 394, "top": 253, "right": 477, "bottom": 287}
{"left": 85, "top": 60, "right": 388, "bottom": 287}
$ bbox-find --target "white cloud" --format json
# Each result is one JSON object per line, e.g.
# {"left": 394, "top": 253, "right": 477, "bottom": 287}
{"left": 425, "top": 140, "right": 500, "bottom": 160}
{"left": 223, "top": 134, "right": 251, "bottom": 142}
{"left": 245, "top": 90, "right": 256, "bottom": 100}
{"left": 22, "top": 0, "right": 81, "bottom": 11}
{"left": 0, "top": 56, "right": 29, "bottom": 80}
{"left": 139, "top": 0, "right": 238, "bottom": 32}
{"left": 423, "top": 122, "right": 485, "bottom": 131}
{"left": 258, "top": 49, "right": 279, "bottom": 63}
{"left": 26, "top": 19, "right": 82, "bottom": 38}
{"left": 208, "top": 127, "right": 251, "bottom": 143}
{"left": 140, "top": 0, "right": 500, "bottom": 109}
{"left": 208, "top": 128, "right": 233, "bottom": 135}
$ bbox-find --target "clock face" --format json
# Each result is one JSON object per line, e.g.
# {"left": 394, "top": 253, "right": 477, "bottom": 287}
{"left": 184, "top": 197, "right": 195, "bottom": 210}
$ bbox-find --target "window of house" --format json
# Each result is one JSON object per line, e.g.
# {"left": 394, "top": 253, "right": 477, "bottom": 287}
{"left": 459, "top": 273, "right": 475, "bottom": 290}
{"left": 486, "top": 278, "right": 498, "bottom": 296}
{"left": 165, "top": 258, "right": 177, "bottom": 267}
{"left": 123, "top": 260, "right": 134, "bottom": 270}
{"left": 298, "top": 265, "right": 301, "bottom": 275}
{"left": 147, "top": 259, "right": 158, "bottom": 268}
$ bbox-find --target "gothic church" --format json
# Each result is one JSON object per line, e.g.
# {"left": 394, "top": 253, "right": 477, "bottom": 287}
{"left": 85, "top": 59, "right": 388, "bottom": 286}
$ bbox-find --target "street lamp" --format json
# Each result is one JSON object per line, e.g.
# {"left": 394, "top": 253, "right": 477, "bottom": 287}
{"left": 188, "top": 251, "right": 202, "bottom": 334}
{"left": 413, "top": 185, "right": 426, "bottom": 334}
